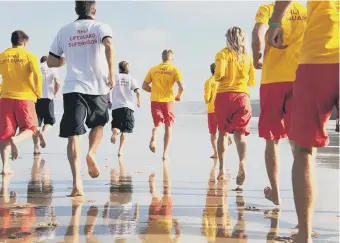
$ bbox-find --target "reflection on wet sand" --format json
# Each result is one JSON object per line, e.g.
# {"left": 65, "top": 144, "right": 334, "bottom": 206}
{"left": 103, "top": 157, "right": 138, "bottom": 241}
{"left": 201, "top": 159, "right": 248, "bottom": 243}
{"left": 139, "top": 161, "right": 180, "bottom": 243}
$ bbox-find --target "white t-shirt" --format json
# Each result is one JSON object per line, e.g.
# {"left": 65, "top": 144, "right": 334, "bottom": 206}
{"left": 109, "top": 73, "right": 139, "bottom": 111}
{"left": 40, "top": 62, "right": 58, "bottom": 99}
{"left": 49, "top": 17, "right": 113, "bottom": 95}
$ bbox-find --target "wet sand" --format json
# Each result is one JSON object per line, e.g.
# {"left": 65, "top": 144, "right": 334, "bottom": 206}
{"left": 1, "top": 113, "right": 339, "bottom": 243}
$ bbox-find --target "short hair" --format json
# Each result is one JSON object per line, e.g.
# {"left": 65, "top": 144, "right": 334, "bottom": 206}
{"left": 162, "top": 49, "right": 174, "bottom": 62}
{"left": 11, "top": 30, "right": 29, "bottom": 46}
{"left": 210, "top": 63, "right": 216, "bottom": 75}
{"left": 40, "top": 56, "right": 48, "bottom": 63}
{"left": 75, "top": 1, "right": 96, "bottom": 16}
{"left": 119, "top": 61, "right": 129, "bottom": 74}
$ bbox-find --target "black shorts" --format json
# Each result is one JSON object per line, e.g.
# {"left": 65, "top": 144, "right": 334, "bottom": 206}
{"left": 60, "top": 93, "right": 109, "bottom": 138}
{"left": 111, "top": 107, "right": 135, "bottom": 133}
{"left": 35, "top": 98, "right": 55, "bottom": 127}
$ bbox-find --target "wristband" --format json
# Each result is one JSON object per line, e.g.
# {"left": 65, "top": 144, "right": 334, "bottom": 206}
{"left": 268, "top": 19, "right": 281, "bottom": 27}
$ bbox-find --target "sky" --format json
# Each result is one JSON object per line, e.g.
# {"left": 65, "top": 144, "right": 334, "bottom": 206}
{"left": 0, "top": 1, "right": 305, "bottom": 101}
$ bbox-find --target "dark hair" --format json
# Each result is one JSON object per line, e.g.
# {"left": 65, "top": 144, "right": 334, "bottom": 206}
{"left": 40, "top": 56, "right": 48, "bottom": 63}
{"left": 75, "top": 1, "right": 96, "bottom": 16}
{"left": 210, "top": 63, "right": 216, "bottom": 75}
{"left": 11, "top": 30, "right": 29, "bottom": 46}
{"left": 119, "top": 61, "right": 129, "bottom": 74}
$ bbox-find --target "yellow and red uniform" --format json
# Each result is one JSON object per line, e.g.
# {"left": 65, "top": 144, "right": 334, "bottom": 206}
{"left": 214, "top": 48, "right": 256, "bottom": 135}
{"left": 290, "top": 0, "right": 339, "bottom": 147}
{"left": 204, "top": 76, "right": 218, "bottom": 134}
{"left": 256, "top": 2, "right": 307, "bottom": 140}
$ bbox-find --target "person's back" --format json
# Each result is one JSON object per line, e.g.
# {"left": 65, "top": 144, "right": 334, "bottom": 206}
{"left": 215, "top": 48, "right": 255, "bottom": 96}
{"left": 147, "top": 63, "right": 181, "bottom": 102}
{"left": 0, "top": 48, "right": 41, "bottom": 101}
{"left": 51, "top": 18, "right": 111, "bottom": 95}
{"left": 257, "top": 2, "right": 307, "bottom": 83}
{"left": 110, "top": 73, "right": 138, "bottom": 111}
{"left": 40, "top": 62, "right": 58, "bottom": 100}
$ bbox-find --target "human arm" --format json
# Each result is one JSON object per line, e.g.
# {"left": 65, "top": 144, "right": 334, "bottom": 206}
{"left": 214, "top": 52, "right": 226, "bottom": 82}
{"left": 142, "top": 70, "right": 152, "bottom": 92}
{"left": 174, "top": 68, "right": 184, "bottom": 101}
{"left": 47, "top": 31, "right": 65, "bottom": 68}
{"left": 99, "top": 24, "right": 115, "bottom": 89}
{"left": 267, "top": 1, "right": 292, "bottom": 49}
{"left": 53, "top": 72, "right": 60, "bottom": 97}
{"left": 135, "top": 89, "right": 141, "bottom": 108}
{"left": 30, "top": 54, "right": 43, "bottom": 98}
{"left": 204, "top": 79, "right": 212, "bottom": 104}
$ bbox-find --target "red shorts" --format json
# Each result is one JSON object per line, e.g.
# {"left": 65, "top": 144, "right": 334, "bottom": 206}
{"left": 151, "top": 102, "right": 174, "bottom": 127}
{"left": 214, "top": 92, "right": 251, "bottom": 135}
{"left": 259, "top": 82, "right": 293, "bottom": 140}
{"left": 290, "top": 64, "right": 339, "bottom": 147}
{"left": 0, "top": 98, "right": 38, "bottom": 141}
{"left": 208, "top": 112, "right": 218, "bottom": 134}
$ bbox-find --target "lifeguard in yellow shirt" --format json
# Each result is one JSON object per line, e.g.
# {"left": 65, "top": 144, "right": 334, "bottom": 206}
{"left": 268, "top": 1, "right": 339, "bottom": 242}
{"left": 0, "top": 30, "right": 42, "bottom": 174}
{"left": 214, "top": 27, "right": 256, "bottom": 182}
{"left": 252, "top": 1, "right": 307, "bottom": 206}
{"left": 142, "top": 49, "right": 184, "bottom": 160}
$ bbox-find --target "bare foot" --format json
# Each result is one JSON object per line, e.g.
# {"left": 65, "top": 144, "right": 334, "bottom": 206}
{"left": 264, "top": 186, "right": 280, "bottom": 205}
{"left": 85, "top": 206, "right": 99, "bottom": 236}
{"left": 149, "top": 139, "right": 156, "bottom": 153}
{"left": 9, "top": 138, "right": 19, "bottom": 160}
{"left": 39, "top": 132, "right": 46, "bottom": 148}
{"left": 86, "top": 153, "right": 100, "bottom": 178}
{"left": 292, "top": 233, "right": 313, "bottom": 243}
{"left": 217, "top": 170, "right": 224, "bottom": 181}
{"left": 33, "top": 145, "right": 40, "bottom": 155}
{"left": 1, "top": 167, "right": 15, "bottom": 175}
{"left": 228, "top": 135, "right": 233, "bottom": 146}
{"left": 110, "top": 133, "right": 117, "bottom": 144}
{"left": 236, "top": 165, "right": 246, "bottom": 186}
{"left": 210, "top": 153, "right": 218, "bottom": 159}
{"left": 68, "top": 187, "right": 84, "bottom": 197}
{"left": 149, "top": 173, "right": 155, "bottom": 182}
{"left": 162, "top": 154, "right": 169, "bottom": 161}
{"left": 118, "top": 150, "right": 123, "bottom": 157}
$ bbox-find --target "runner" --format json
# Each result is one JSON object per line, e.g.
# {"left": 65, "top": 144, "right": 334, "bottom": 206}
{"left": 204, "top": 63, "right": 232, "bottom": 159}
{"left": 33, "top": 56, "right": 60, "bottom": 155}
{"left": 47, "top": 0, "right": 115, "bottom": 196}
{"left": 214, "top": 27, "right": 256, "bottom": 182}
{"left": 267, "top": 1, "right": 339, "bottom": 242}
{"left": 142, "top": 49, "right": 184, "bottom": 160}
{"left": 251, "top": 1, "right": 306, "bottom": 205}
{"left": 108, "top": 61, "right": 141, "bottom": 157}
{"left": 0, "top": 30, "right": 42, "bottom": 174}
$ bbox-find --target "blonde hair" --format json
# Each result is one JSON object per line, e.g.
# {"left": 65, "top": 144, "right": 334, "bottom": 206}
{"left": 225, "top": 27, "right": 247, "bottom": 56}
{"left": 162, "top": 49, "right": 174, "bottom": 62}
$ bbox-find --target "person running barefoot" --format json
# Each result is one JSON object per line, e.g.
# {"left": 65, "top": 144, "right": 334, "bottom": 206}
{"left": 33, "top": 56, "right": 60, "bottom": 155}
{"left": 267, "top": 1, "right": 339, "bottom": 242}
{"left": 252, "top": 1, "right": 306, "bottom": 205}
{"left": 108, "top": 61, "right": 141, "bottom": 157}
{"left": 214, "top": 27, "right": 256, "bottom": 183}
{"left": 204, "top": 63, "right": 233, "bottom": 159}
{"left": 0, "top": 30, "right": 42, "bottom": 174}
{"left": 47, "top": 1, "right": 115, "bottom": 197}
{"left": 142, "top": 49, "right": 184, "bottom": 160}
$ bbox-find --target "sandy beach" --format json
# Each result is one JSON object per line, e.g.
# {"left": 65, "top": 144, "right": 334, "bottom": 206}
{"left": 1, "top": 105, "right": 338, "bottom": 243}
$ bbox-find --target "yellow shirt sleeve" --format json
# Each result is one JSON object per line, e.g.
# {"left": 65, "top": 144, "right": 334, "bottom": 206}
{"left": 255, "top": 5, "right": 270, "bottom": 24}
{"left": 144, "top": 69, "right": 152, "bottom": 83}
{"left": 248, "top": 59, "right": 256, "bottom": 87}
{"left": 174, "top": 68, "right": 183, "bottom": 82}
{"left": 29, "top": 54, "right": 43, "bottom": 98}
{"left": 204, "top": 79, "right": 212, "bottom": 104}
{"left": 214, "top": 52, "right": 226, "bottom": 81}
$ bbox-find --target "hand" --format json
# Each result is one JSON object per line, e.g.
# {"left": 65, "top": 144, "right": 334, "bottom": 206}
{"left": 267, "top": 26, "right": 288, "bottom": 49}
{"left": 107, "top": 72, "right": 115, "bottom": 89}
{"left": 175, "top": 95, "right": 181, "bottom": 102}
{"left": 253, "top": 52, "right": 263, "bottom": 69}
{"left": 137, "top": 100, "right": 141, "bottom": 108}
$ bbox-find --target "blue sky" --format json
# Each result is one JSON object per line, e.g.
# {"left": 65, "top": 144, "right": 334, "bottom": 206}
{"left": 0, "top": 1, "right": 301, "bottom": 101}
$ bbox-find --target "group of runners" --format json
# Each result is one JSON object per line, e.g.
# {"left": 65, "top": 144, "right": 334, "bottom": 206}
{"left": 0, "top": 1, "right": 338, "bottom": 242}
